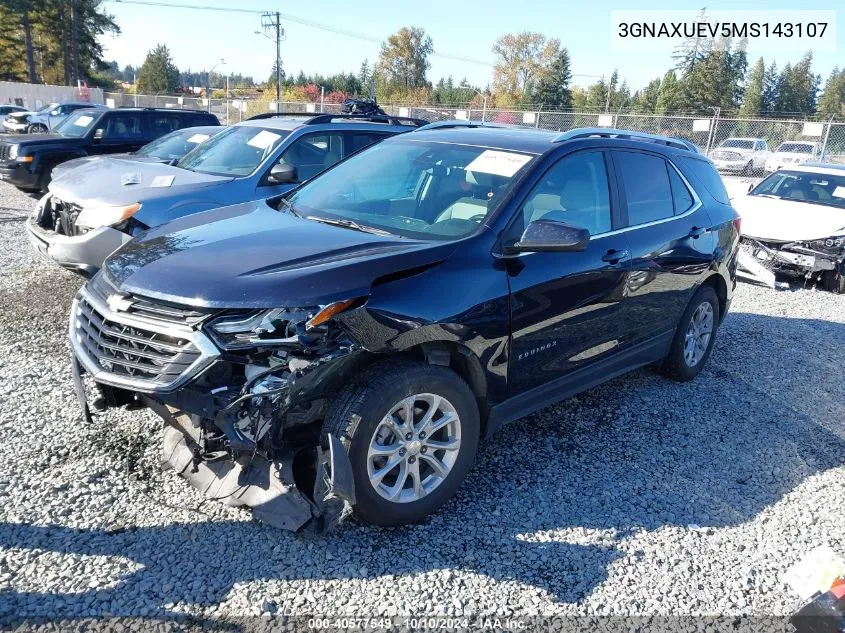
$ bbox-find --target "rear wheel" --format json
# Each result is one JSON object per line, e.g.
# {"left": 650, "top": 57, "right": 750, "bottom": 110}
{"left": 323, "top": 359, "right": 480, "bottom": 526}
{"left": 663, "top": 285, "right": 720, "bottom": 382}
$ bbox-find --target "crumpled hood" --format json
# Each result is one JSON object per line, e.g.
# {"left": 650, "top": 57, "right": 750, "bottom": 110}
{"left": 734, "top": 194, "right": 845, "bottom": 242}
{"left": 103, "top": 200, "right": 455, "bottom": 309}
{"left": 49, "top": 158, "right": 232, "bottom": 207}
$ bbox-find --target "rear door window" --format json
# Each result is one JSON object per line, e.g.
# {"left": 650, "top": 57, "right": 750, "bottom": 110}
{"left": 614, "top": 151, "right": 674, "bottom": 226}
{"left": 679, "top": 156, "right": 730, "bottom": 205}
{"left": 347, "top": 131, "right": 391, "bottom": 155}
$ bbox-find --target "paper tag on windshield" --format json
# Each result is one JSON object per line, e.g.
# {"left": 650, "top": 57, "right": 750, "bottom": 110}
{"left": 151, "top": 175, "right": 175, "bottom": 188}
{"left": 833, "top": 186, "right": 845, "bottom": 199}
{"left": 783, "top": 546, "right": 845, "bottom": 600}
{"left": 120, "top": 172, "right": 141, "bottom": 186}
{"left": 465, "top": 150, "right": 532, "bottom": 177}
{"left": 74, "top": 115, "right": 93, "bottom": 127}
{"left": 247, "top": 130, "right": 281, "bottom": 150}
{"left": 186, "top": 133, "right": 210, "bottom": 144}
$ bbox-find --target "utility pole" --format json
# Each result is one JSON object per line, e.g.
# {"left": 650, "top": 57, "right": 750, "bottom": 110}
{"left": 261, "top": 12, "right": 283, "bottom": 113}
{"left": 70, "top": 0, "right": 79, "bottom": 85}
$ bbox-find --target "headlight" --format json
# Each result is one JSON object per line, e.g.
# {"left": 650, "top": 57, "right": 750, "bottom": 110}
{"left": 807, "top": 235, "right": 845, "bottom": 252}
{"left": 9, "top": 144, "right": 18, "bottom": 159}
{"left": 208, "top": 308, "right": 316, "bottom": 349}
{"left": 207, "top": 298, "right": 366, "bottom": 349}
{"left": 75, "top": 203, "right": 142, "bottom": 230}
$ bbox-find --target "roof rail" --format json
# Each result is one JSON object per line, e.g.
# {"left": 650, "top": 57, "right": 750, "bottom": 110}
{"left": 412, "top": 120, "right": 506, "bottom": 132}
{"left": 553, "top": 127, "right": 700, "bottom": 153}
{"left": 245, "top": 112, "right": 428, "bottom": 127}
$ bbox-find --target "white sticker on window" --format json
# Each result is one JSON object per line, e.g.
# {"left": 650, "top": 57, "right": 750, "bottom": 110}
{"left": 151, "top": 175, "right": 175, "bottom": 188}
{"left": 246, "top": 130, "right": 281, "bottom": 150}
{"left": 833, "top": 186, "right": 845, "bottom": 199}
{"left": 465, "top": 150, "right": 532, "bottom": 177}
{"left": 74, "top": 115, "right": 93, "bottom": 127}
{"left": 186, "top": 134, "right": 210, "bottom": 144}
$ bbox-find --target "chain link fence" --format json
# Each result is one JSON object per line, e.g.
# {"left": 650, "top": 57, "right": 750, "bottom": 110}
{"left": 104, "top": 92, "right": 845, "bottom": 163}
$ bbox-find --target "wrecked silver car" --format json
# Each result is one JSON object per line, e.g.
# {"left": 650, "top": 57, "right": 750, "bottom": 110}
{"left": 734, "top": 164, "right": 845, "bottom": 293}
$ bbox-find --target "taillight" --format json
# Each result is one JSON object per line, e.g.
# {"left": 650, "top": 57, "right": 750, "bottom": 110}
{"left": 733, "top": 217, "right": 741, "bottom": 234}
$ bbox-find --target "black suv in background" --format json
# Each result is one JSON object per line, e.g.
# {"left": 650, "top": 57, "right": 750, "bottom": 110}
{"left": 0, "top": 107, "right": 219, "bottom": 191}
{"left": 69, "top": 125, "right": 739, "bottom": 531}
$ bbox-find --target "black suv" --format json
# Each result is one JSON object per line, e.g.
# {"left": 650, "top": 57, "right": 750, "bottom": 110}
{"left": 69, "top": 124, "right": 739, "bottom": 531}
{"left": 0, "top": 107, "right": 219, "bottom": 191}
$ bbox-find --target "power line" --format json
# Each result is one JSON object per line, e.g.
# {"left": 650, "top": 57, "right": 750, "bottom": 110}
{"left": 107, "top": 0, "right": 493, "bottom": 67}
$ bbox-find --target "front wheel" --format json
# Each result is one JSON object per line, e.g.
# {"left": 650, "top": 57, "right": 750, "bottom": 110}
{"left": 662, "top": 285, "right": 720, "bottom": 382}
{"left": 323, "top": 360, "right": 480, "bottom": 526}
{"left": 27, "top": 123, "right": 48, "bottom": 134}
{"left": 822, "top": 267, "right": 845, "bottom": 294}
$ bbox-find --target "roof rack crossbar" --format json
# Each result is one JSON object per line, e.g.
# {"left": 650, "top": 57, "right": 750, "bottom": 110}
{"left": 245, "top": 112, "right": 428, "bottom": 126}
{"left": 553, "top": 127, "right": 700, "bottom": 153}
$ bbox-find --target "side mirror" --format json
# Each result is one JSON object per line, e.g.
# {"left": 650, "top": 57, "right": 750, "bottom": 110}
{"left": 268, "top": 163, "right": 298, "bottom": 185}
{"left": 93, "top": 128, "right": 104, "bottom": 140}
{"left": 50, "top": 109, "right": 61, "bottom": 116}
{"left": 503, "top": 219, "right": 591, "bottom": 255}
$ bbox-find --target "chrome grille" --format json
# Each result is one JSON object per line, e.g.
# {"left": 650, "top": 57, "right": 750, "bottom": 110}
{"left": 0, "top": 143, "right": 9, "bottom": 162}
{"left": 70, "top": 285, "right": 219, "bottom": 392}
{"left": 88, "top": 273, "right": 209, "bottom": 326}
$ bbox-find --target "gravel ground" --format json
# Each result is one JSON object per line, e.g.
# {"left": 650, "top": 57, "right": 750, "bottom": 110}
{"left": 0, "top": 179, "right": 844, "bottom": 623}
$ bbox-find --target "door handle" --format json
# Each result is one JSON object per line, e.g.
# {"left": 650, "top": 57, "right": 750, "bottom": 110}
{"left": 601, "top": 249, "right": 629, "bottom": 264}
{"left": 688, "top": 226, "right": 708, "bottom": 239}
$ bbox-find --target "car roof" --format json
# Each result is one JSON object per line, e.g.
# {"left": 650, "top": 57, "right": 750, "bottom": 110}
{"left": 234, "top": 116, "right": 421, "bottom": 133}
{"left": 777, "top": 140, "right": 816, "bottom": 147}
{"left": 404, "top": 126, "right": 560, "bottom": 153}
{"left": 780, "top": 163, "right": 845, "bottom": 176}
{"left": 721, "top": 137, "right": 760, "bottom": 141}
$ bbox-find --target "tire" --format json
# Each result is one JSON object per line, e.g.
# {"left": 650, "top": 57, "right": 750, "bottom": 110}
{"left": 662, "top": 285, "right": 720, "bottom": 382}
{"left": 27, "top": 124, "right": 48, "bottom": 134}
{"left": 37, "top": 164, "right": 54, "bottom": 192}
{"left": 741, "top": 161, "right": 753, "bottom": 176}
{"left": 822, "top": 267, "right": 845, "bottom": 294}
{"left": 323, "top": 359, "right": 480, "bottom": 527}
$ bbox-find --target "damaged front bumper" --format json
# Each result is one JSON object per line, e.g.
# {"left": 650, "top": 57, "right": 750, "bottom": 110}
{"left": 68, "top": 279, "right": 359, "bottom": 532}
{"left": 738, "top": 237, "right": 843, "bottom": 287}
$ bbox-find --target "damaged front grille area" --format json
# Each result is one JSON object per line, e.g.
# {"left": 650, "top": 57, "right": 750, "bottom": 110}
{"left": 70, "top": 285, "right": 219, "bottom": 392}
{"left": 38, "top": 196, "right": 87, "bottom": 237}
{"left": 88, "top": 273, "right": 210, "bottom": 326}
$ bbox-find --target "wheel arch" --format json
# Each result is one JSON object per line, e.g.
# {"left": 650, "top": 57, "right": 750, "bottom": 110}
{"left": 699, "top": 272, "right": 728, "bottom": 322}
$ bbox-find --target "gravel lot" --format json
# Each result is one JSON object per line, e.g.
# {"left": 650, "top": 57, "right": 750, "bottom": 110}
{"left": 0, "top": 178, "right": 844, "bottom": 623}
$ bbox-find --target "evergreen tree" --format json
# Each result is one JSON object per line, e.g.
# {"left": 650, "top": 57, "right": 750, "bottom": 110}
{"left": 656, "top": 70, "right": 681, "bottom": 113}
{"left": 533, "top": 47, "right": 572, "bottom": 109}
{"left": 817, "top": 68, "right": 845, "bottom": 117}
{"left": 633, "top": 78, "right": 661, "bottom": 114}
{"left": 761, "top": 61, "right": 780, "bottom": 113}
{"left": 739, "top": 57, "right": 765, "bottom": 117}
{"left": 136, "top": 44, "right": 179, "bottom": 94}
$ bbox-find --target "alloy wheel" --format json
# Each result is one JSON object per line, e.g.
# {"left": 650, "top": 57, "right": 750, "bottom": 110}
{"left": 683, "top": 301, "right": 714, "bottom": 367}
{"left": 366, "top": 393, "right": 462, "bottom": 503}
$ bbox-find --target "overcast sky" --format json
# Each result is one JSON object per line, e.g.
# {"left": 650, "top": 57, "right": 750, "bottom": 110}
{"left": 100, "top": 0, "right": 843, "bottom": 91}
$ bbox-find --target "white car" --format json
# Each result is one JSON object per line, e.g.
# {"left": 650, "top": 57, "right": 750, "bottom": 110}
{"left": 764, "top": 141, "right": 823, "bottom": 173}
{"left": 732, "top": 163, "right": 845, "bottom": 293}
{"left": 708, "top": 137, "right": 771, "bottom": 174}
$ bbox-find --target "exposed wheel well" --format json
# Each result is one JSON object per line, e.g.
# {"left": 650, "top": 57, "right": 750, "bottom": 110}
{"left": 700, "top": 273, "right": 728, "bottom": 322}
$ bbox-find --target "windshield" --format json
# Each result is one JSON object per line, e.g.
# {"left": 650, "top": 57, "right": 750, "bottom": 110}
{"left": 719, "top": 139, "right": 754, "bottom": 150}
{"left": 36, "top": 103, "right": 60, "bottom": 115}
{"left": 137, "top": 128, "right": 218, "bottom": 160}
{"left": 286, "top": 138, "right": 535, "bottom": 240}
{"left": 750, "top": 170, "right": 845, "bottom": 209}
{"left": 178, "top": 125, "right": 289, "bottom": 176}
{"left": 777, "top": 142, "right": 814, "bottom": 154}
{"left": 53, "top": 110, "right": 101, "bottom": 138}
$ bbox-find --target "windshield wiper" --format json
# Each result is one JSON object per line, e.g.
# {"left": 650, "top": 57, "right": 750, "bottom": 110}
{"left": 277, "top": 197, "right": 301, "bottom": 217}
{"left": 306, "top": 215, "right": 395, "bottom": 237}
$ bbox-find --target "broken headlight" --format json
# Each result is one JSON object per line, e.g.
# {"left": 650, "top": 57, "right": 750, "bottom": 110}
{"left": 207, "top": 308, "right": 314, "bottom": 349}
{"left": 806, "top": 235, "right": 845, "bottom": 254}
{"left": 206, "top": 298, "right": 367, "bottom": 350}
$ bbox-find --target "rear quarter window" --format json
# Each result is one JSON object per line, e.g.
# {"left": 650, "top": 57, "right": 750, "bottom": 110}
{"left": 678, "top": 157, "right": 730, "bottom": 205}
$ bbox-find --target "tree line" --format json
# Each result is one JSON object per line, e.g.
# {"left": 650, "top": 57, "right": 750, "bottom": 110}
{"left": 3, "top": 2, "right": 845, "bottom": 119}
